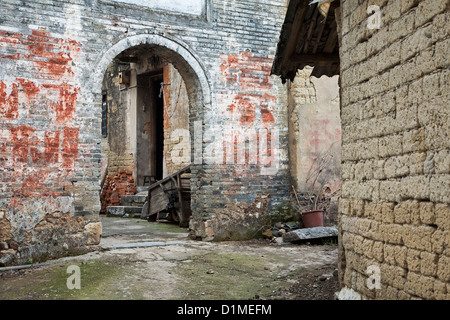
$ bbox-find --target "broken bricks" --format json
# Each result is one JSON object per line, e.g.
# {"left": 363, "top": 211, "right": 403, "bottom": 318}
{"left": 263, "top": 221, "right": 300, "bottom": 238}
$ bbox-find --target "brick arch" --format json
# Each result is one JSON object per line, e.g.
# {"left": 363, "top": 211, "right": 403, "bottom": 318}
{"left": 91, "top": 33, "right": 211, "bottom": 107}
{"left": 90, "top": 33, "right": 212, "bottom": 229}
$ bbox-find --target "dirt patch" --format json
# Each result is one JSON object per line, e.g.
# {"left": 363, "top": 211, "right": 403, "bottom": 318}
{"left": 0, "top": 254, "right": 131, "bottom": 299}
{"left": 268, "top": 263, "right": 339, "bottom": 300}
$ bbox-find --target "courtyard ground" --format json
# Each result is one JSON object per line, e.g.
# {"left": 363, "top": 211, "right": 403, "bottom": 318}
{"left": 0, "top": 216, "right": 338, "bottom": 300}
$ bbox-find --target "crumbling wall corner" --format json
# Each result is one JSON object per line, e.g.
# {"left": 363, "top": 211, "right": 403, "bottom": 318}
{"left": 189, "top": 193, "right": 275, "bottom": 241}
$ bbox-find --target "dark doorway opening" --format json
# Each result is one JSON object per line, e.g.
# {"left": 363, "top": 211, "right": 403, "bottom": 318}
{"left": 136, "top": 71, "right": 164, "bottom": 185}
{"left": 152, "top": 76, "right": 164, "bottom": 181}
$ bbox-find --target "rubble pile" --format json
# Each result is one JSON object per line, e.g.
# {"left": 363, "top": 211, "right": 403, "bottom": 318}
{"left": 263, "top": 221, "right": 301, "bottom": 243}
{"left": 263, "top": 221, "right": 338, "bottom": 245}
{"left": 100, "top": 169, "right": 136, "bottom": 213}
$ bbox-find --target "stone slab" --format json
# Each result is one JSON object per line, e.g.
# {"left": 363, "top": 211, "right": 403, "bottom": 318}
{"left": 106, "top": 206, "right": 143, "bottom": 217}
{"left": 103, "top": 241, "right": 181, "bottom": 250}
{"left": 136, "top": 186, "right": 150, "bottom": 194}
{"left": 120, "top": 195, "right": 147, "bottom": 206}
{"left": 282, "top": 226, "right": 338, "bottom": 242}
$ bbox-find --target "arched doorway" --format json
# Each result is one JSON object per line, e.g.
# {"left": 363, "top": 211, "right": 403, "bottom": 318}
{"left": 91, "top": 34, "right": 211, "bottom": 236}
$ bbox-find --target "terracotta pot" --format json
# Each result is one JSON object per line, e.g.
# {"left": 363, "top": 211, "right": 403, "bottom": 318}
{"left": 302, "top": 209, "right": 324, "bottom": 228}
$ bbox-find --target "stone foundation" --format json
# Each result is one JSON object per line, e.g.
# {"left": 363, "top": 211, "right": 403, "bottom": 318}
{"left": 189, "top": 193, "right": 273, "bottom": 241}
{"left": 0, "top": 197, "right": 101, "bottom": 266}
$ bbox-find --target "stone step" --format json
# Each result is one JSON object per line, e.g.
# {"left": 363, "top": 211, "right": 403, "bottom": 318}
{"left": 106, "top": 206, "right": 143, "bottom": 218}
{"left": 136, "top": 186, "right": 150, "bottom": 193}
{"left": 120, "top": 194, "right": 147, "bottom": 206}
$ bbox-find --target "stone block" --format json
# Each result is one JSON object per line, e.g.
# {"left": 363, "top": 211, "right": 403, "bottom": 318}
{"left": 414, "top": 0, "right": 448, "bottom": 27}
{"left": 380, "top": 263, "right": 407, "bottom": 290}
{"left": 282, "top": 226, "right": 338, "bottom": 242}
{"left": 437, "top": 255, "right": 450, "bottom": 282}
{"left": 416, "top": 46, "right": 439, "bottom": 76}
{"left": 402, "top": 225, "right": 434, "bottom": 251}
{"left": 403, "top": 128, "right": 426, "bottom": 153}
{"left": 378, "top": 134, "right": 402, "bottom": 158}
{"left": 339, "top": 198, "right": 352, "bottom": 216}
{"left": 430, "top": 175, "right": 450, "bottom": 203}
{"left": 400, "top": 24, "right": 433, "bottom": 62}
{"left": 372, "top": 203, "right": 385, "bottom": 222}
{"left": 400, "top": 175, "right": 430, "bottom": 200}
{"left": 84, "top": 222, "right": 102, "bottom": 245}
{"left": 380, "top": 202, "right": 395, "bottom": 223}
{"left": 379, "top": 222, "right": 403, "bottom": 245}
{"left": 391, "top": 244, "right": 408, "bottom": 268}
{"left": 422, "top": 72, "right": 441, "bottom": 101}
{"left": 379, "top": 180, "right": 401, "bottom": 202}
{"left": 405, "top": 271, "right": 435, "bottom": 299}
{"left": 394, "top": 201, "right": 419, "bottom": 224}
{"left": 420, "top": 251, "right": 438, "bottom": 277}
{"left": 408, "top": 152, "right": 426, "bottom": 176}
{"left": 406, "top": 248, "right": 421, "bottom": 273}
{"left": 106, "top": 206, "right": 143, "bottom": 217}
{"left": 120, "top": 194, "right": 147, "bottom": 206}
{"left": 419, "top": 202, "right": 435, "bottom": 225}
{"left": 435, "top": 204, "right": 450, "bottom": 230}
{"left": 341, "top": 162, "right": 355, "bottom": 180}
{"left": 434, "top": 149, "right": 450, "bottom": 174}
{"left": 434, "top": 279, "right": 447, "bottom": 300}
{"left": 431, "top": 229, "right": 447, "bottom": 255}
{"left": 372, "top": 240, "right": 384, "bottom": 262}
{"left": 384, "top": 155, "right": 409, "bottom": 178}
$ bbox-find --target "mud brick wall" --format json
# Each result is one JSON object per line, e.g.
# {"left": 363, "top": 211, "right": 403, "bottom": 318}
{"left": 0, "top": 0, "right": 290, "bottom": 264}
{"left": 338, "top": 0, "right": 449, "bottom": 299}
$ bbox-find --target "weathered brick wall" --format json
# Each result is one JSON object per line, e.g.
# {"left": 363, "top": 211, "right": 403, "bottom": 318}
{"left": 0, "top": 0, "right": 290, "bottom": 264}
{"left": 102, "top": 63, "right": 135, "bottom": 176}
{"left": 338, "top": 0, "right": 449, "bottom": 299}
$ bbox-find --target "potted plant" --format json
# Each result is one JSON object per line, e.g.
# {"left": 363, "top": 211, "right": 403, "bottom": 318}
{"left": 293, "top": 147, "right": 337, "bottom": 228}
{"left": 292, "top": 185, "right": 324, "bottom": 228}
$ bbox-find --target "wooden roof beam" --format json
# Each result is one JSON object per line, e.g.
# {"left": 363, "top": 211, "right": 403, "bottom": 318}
{"left": 279, "top": 2, "right": 309, "bottom": 71}
{"left": 302, "top": 7, "right": 320, "bottom": 53}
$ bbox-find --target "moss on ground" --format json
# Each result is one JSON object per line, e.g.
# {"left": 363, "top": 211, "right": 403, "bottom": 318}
{"left": 0, "top": 259, "right": 144, "bottom": 300}
{"left": 146, "top": 221, "right": 189, "bottom": 234}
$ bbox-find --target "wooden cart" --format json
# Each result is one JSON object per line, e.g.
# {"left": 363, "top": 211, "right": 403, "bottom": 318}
{"left": 144, "top": 166, "right": 191, "bottom": 227}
